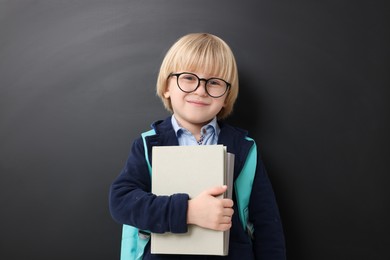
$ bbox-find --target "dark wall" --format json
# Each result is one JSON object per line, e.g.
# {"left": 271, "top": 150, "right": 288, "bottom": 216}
{"left": 0, "top": 1, "right": 389, "bottom": 259}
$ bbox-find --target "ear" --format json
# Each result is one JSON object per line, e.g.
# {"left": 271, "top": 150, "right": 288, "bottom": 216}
{"left": 163, "top": 90, "right": 170, "bottom": 98}
{"left": 222, "top": 97, "right": 228, "bottom": 107}
{"left": 163, "top": 85, "right": 171, "bottom": 98}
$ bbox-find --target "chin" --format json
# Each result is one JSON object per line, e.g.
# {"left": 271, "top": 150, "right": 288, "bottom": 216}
{"left": 191, "top": 117, "right": 213, "bottom": 125}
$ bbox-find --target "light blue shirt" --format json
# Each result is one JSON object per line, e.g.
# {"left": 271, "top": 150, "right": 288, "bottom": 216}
{"left": 171, "top": 116, "right": 220, "bottom": 146}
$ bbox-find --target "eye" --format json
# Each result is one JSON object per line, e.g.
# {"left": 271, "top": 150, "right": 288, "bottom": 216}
{"left": 208, "top": 79, "right": 223, "bottom": 86}
{"left": 181, "top": 74, "right": 197, "bottom": 81}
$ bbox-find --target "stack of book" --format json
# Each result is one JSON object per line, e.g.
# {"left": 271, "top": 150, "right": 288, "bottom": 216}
{"left": 151, "top": 145, "right": 234, "bottom": 256}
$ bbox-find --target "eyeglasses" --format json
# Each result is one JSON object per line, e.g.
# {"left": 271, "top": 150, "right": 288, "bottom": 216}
{"left": 169, "top": 72, "right": 231, "bottom": 98}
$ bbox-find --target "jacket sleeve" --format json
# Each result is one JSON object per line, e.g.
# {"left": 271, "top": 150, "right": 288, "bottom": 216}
{"left": 109, "top": 137, "right": 189, "bottom": 233}
{"left": 249, "top": 154, "right": 287, "bottom": 259}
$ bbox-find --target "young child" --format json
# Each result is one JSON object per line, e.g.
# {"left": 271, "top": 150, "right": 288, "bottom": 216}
{"left": 109, "top": 33, "right": 286, "bottom": 259}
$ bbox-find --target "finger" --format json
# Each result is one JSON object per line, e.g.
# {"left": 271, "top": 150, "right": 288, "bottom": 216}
{"left": 222, "top": 198, "right": 234, "bottom": 208}
{"left": 220, "top": 215, "right": 232, "bottom": 224}
{"left": 224, "top": 207, "right": 234, "bottom": 215}
{"left": 216, "top": 223, "right": 232, "bottom": 231}
{"left": 205, "top": 185, "right": 227, "bottom": 197}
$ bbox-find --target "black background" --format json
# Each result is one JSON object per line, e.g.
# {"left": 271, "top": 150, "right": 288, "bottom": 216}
{"left": 0, "top": 1, "right": 389, "bottom": 259}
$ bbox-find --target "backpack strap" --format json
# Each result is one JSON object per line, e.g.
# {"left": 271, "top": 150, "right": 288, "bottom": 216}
{"left": 141, "top": 129, "right": 156, "bottom": 174}
{"left": 120, "top": 129, "right": 156, "bottom": 260}
{"left": 234, "top": 137, "right": 257, "bottom": 238}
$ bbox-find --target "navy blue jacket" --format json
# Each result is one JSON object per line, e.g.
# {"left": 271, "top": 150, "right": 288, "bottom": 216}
{"left": 109, "top": 117, "right": 286, "bottom": 259}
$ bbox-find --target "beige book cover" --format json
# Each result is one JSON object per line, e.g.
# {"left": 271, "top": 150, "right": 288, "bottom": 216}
{"left": 151, "top": 145, "right": 234, "bottom": 256}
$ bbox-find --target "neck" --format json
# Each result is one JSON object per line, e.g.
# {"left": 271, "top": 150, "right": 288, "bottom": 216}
{"left": 182, "top": 122, "right": 204, "bottom": 140}
{"left": 173, "top": 117, "right": 210, "bottom": 141}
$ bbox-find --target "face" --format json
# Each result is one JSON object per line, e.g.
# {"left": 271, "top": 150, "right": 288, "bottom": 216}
{"left": 163, "top": 71, "right": 227, "bottom": 133}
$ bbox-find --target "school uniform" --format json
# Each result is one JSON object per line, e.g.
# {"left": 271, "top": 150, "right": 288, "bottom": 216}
{"left": 109, "top": 117, "right": 286, "bottom": 259}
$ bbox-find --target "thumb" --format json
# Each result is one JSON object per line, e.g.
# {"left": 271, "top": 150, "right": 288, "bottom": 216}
{"left": 205, "top": 185, "right": 228, "bottom": 197}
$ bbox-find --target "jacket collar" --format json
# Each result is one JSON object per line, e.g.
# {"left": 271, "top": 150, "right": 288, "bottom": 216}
{"left": 149, "top": 117, "right": 178, "bottom": 146}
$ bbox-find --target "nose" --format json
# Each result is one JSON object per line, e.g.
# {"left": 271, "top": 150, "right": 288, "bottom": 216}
{"left": 195, "top": 79, "right": 208, "bottom": 96}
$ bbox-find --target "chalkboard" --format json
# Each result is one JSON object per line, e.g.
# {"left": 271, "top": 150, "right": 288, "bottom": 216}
{"left": 0, "top": 1, "right": 389, "bottom": 259}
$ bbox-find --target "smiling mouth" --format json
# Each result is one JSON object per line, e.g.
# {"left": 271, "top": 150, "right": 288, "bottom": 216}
{"left": 187, "top": 100, "right": 208, "bottom": 106}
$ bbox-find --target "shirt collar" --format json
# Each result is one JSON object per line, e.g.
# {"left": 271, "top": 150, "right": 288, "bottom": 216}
{"left": 171, "top": 115, "right": 220, "bottom": 137}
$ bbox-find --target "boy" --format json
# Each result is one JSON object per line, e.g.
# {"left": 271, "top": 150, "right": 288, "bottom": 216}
{"left": 109, "top": 33, "right": 286, "bottom": 259}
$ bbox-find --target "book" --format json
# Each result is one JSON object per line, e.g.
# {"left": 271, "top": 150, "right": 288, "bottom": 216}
{"left": 151, "top": 145, "right": 234, "bottom": 256}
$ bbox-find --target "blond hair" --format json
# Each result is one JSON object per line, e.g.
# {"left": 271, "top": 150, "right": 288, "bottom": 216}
{"left": 156, "top": 33, "right": 239, "bottom": 119}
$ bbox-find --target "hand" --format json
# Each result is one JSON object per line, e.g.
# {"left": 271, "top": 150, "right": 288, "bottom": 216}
{"left": 187, "top": 185, "right": 234, "bottom": 231}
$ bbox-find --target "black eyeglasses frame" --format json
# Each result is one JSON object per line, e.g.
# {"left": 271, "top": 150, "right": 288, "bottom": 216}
{"left": 168, "top": 72, "right": 231, "bottom": 98}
